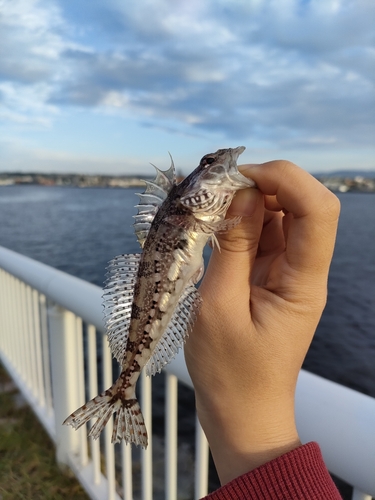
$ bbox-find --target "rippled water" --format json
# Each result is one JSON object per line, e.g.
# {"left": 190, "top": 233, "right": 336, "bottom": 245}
{"left": 0, "top": 186, "right": 374, "bottom": 399}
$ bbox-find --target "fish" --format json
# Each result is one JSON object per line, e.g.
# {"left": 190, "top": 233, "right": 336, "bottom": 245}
{"left": 63, "top": 146, "right": 255, "bottom": 448}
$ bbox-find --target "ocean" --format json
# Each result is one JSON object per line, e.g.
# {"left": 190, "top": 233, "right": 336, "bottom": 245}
{"left": 1, "top": 184, "right": 374, "bottom": 497}
{"left": 0, "top": 185, "right": 374, "bottom": 399}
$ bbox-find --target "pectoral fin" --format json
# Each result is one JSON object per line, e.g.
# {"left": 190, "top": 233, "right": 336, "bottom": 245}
{"left": 102, "top": 253, "right": 141, "bottom": 364}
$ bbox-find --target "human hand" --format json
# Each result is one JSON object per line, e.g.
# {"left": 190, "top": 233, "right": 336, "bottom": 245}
{"left": 184, "top": 160, "right": 340, "bottom": 485}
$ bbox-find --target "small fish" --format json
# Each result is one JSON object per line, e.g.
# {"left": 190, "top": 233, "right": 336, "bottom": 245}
{"left": 63, "top": 146, "right": 255, "bottom": 447}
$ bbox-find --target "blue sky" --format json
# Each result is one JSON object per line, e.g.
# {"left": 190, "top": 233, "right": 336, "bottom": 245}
{"left": 0, "top": 0, "right": 374, "bottom": 175}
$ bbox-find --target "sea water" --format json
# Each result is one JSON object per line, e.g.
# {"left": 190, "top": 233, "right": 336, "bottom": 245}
{"left": 0, "top": 185, "right": 374, "bottom": 399}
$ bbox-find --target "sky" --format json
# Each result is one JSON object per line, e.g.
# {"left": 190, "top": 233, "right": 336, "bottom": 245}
{"left": 0, "top": 0, "right": 374, "bottom": 175}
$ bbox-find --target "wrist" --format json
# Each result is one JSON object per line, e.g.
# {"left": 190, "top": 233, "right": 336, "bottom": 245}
{"left": 196, "top": 395, "right": 301, "bottom": 485}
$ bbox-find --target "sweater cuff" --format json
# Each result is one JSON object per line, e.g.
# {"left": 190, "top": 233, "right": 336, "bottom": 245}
{"left": 202, "top": 442, "right": 342, "bottom": 499}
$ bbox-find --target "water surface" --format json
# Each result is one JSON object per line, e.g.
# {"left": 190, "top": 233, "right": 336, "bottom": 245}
{"left": 0, "top": 186, "right": 374, "bottom": 397}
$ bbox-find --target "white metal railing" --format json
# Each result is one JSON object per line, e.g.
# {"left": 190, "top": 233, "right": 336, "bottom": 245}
{"left": 0, "top": 244, "right": 374, "bottom": 500}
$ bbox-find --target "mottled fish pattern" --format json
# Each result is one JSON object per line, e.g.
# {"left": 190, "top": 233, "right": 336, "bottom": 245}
{"left": 63, "top": 146, "right": 255, "bottom": 447}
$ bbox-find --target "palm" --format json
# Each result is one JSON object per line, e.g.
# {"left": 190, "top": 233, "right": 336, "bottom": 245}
{"left": 184, "top": 161, "right": 340, "bottom": 487}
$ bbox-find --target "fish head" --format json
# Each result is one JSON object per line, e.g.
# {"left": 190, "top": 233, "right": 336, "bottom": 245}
{"left": 179, "top": 147, "right": 256, "bottom": 216}
{"left": 188, "top": 147, "right": 255, "bottom": 190}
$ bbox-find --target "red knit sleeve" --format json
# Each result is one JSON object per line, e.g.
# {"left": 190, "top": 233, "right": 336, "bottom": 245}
{"left": 202, "top": 442, "right": 342, "bottom": 499}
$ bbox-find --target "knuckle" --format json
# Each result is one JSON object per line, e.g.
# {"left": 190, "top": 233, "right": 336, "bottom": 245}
{"left": 319, "top": 189, "right": 341, "bottom": 222}
{"left": 217, "top": 225, "right": 258, "bottom": 253}
{"left": 275, "top": 159, "right": 300, "bottom": 176}
{"left": 279, "top": 159, "right": 299, "bottom": 169}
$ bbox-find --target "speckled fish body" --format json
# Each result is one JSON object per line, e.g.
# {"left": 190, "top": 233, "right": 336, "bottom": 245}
{"left": 63, "top": 146, "right": 255, "bottom": 447}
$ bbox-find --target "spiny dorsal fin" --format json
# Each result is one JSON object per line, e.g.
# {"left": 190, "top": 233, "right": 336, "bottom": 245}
{"left": 134, "top": 154, "right": 177, "bottom": 248}
{"left": 102, "top": 253, "right": 141, "bottom": 364}
{"left": 145, "top": 285, "right": 202, "bottom": 376}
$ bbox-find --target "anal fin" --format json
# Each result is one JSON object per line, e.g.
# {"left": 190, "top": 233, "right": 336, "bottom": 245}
{"left": 145, "top": 285, "right": 202, "bottom": 376}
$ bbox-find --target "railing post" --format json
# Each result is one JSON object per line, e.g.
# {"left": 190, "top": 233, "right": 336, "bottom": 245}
{"left": 39, "top": 294, "right": 53, "bottom": 413}
{"left": 141, "top": 370, "right": 153, "bottom": 500}
{"left": 48, "top": 303, "right": 84, "bottom": 468}
{"left": 195, "top": 417, "right": 209, "bottom": 500}
{"left": 351, "top": 488, "right": 372, "bottom": 500}
{"left": 165, "top": 372, "right": 178, "bottom": 500}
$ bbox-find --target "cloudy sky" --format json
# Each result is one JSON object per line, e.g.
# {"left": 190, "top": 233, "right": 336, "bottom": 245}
{"left": 0, "top": 0, "right": 374, "bottom": 175}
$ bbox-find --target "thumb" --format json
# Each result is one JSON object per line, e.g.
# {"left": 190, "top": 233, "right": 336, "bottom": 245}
{"left": 200, "top": 187, "right": 264, "bottom": 301}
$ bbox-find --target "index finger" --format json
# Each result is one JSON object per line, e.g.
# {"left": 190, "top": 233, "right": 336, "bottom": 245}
{"left": 240, "top": 160, "right": 340, "bottom": 278}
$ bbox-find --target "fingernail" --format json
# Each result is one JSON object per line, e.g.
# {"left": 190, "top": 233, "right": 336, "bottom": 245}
{"left": 228, "top": 187, "right": 260, "bottom": 216}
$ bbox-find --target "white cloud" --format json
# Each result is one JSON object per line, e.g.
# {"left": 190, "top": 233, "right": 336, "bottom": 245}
{"left": 0, "top": 135, "right": 145, "bottom": 173}
{"left": 0, "top": 0, "right": 374, "bottom": 171}
{"left": 0, "top": 0, "right": 88, "bottom": 125}
{"left": 100, "top": 91, "right": 130, "bottom": 108}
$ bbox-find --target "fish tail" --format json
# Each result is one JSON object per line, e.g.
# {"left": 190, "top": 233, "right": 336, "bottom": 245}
{"left": 63, "top": 386, "right": 148, "bottom": 448}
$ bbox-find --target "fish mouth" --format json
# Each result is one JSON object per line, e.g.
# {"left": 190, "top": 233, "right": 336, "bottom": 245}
{"left": 232, "top": 146, "right": 246, "bottom": 159}
{"left": 227, "top": 146, "right": 256, "bottom": 188}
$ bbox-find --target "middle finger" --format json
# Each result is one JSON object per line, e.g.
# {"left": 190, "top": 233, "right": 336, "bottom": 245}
{"left": 258, "top": 209, "right": 285, "bottom": 256}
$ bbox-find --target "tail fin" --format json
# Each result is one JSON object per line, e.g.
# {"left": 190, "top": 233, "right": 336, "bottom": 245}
{"left": 63, "top": 389, "right": 148, "bottom": 448}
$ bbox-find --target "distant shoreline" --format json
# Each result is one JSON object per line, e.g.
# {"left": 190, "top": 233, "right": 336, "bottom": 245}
{"left": 0, "top": 172, "right": 374, "bottom": 193}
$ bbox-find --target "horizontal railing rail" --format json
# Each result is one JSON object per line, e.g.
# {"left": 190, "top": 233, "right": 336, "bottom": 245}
{"left": 0, "top": 244, "right": 374, "bottom": 500}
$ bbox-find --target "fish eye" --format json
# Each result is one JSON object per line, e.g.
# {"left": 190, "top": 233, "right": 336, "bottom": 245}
{"left": 203, "top": 157, "right": 215, "bottom": 165}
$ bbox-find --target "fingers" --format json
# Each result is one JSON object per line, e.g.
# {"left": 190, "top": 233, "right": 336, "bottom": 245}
{"left": 199, "top": 187, "right": 264, "bottom": 304}
{"left": 258, "top": 210, "right": 285, "bottom": 257}
{"left": 264, "top": 195, "right": 283, "bottom": 212}
{"left": 239, "top": 161, "right": 340, "bottom": 280}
